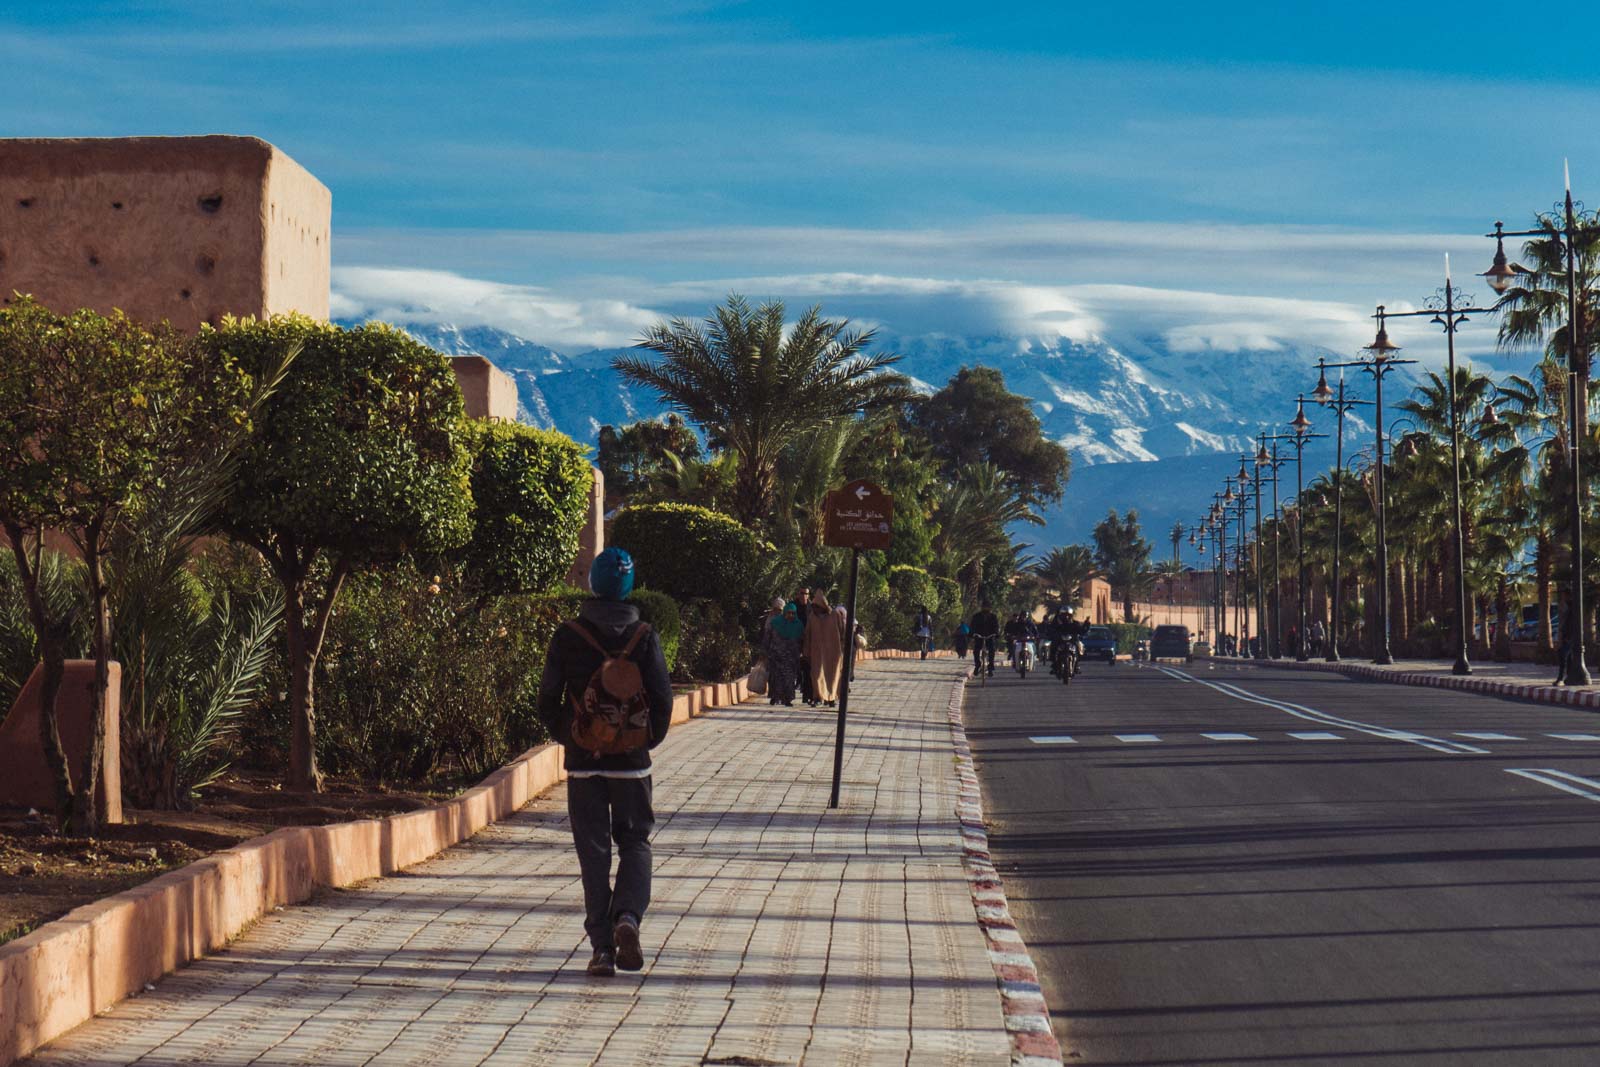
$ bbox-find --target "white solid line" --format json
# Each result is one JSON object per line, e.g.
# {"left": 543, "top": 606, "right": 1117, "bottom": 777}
{"left": 1456, "top": 732, "right": 1522, "bottom": 741}
{"left": 1506, "top": 768, "right": 1600, "bottom": 803}
{"left": 1201, "top": 733, "right": 1258, "bottom": 741}
{"left": 1287, "top": 731, "right": 1343, "bottom": 741}
{"left": 1028, "top": 736, "right": 1077, "bottom": 745}
{"left": 1114, "top": 734, "right": 1161, "bottom": 743}
{"left": 1532, "top": 768, "right": 1600, "bottom": 791}
{"left": 1548, "top": 733, "right": 1600, "bottom": 741}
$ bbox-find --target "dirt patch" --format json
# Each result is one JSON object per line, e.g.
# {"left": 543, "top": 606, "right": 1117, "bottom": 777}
{"left": 0, "top": 770, "right": 448, "bottom": 946}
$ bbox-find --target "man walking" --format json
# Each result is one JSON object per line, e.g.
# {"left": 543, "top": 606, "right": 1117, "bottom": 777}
{"left": 539, "top": 547, "right": 674, "bottom": 977}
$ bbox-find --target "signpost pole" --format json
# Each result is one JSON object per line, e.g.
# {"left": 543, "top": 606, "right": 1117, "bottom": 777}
{"left": 829, "top": 547, "right": 860, "bottom": 809}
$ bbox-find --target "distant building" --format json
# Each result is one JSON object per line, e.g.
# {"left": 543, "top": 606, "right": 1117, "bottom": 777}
{"left": 0, "top": 135, "right": 330, "bottom": 330}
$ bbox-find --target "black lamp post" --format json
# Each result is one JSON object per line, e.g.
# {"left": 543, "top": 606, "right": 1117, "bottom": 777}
{"left": 1369, "top": 259, "right": 1494, "bottom": 675}
{"left": 1246, "top": 452, "right": 1268, "bottom": 659}
{"left": 1483, "top": 177, "right": 1594, "bottom": 685}
{"left": 1255, "top": 435, "right": 1294, "bottom": 658}
{"left": 1318, "top": 313, "right": 1419, "bottom": 664}
{"left": 1310, "top": 361, "right": 1375, "bottom": 662}
{"left": 1231, "top": 474, "right": 1251, "bottom": 654}
{"left": 1284, "top": 398, "right": 1327, "bottom": 661}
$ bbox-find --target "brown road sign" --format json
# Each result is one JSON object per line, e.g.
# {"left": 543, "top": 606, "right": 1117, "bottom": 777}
{"left": 824, "top": 480, "right": 893, "bottom": 550}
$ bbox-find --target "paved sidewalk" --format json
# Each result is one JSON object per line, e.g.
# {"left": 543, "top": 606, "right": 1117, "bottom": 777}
{"left": 1235, "top": 654, "right": 1600, "bottom": 709}
{"left": 25, "top": 660, "right": 1025, "bottom": 1067}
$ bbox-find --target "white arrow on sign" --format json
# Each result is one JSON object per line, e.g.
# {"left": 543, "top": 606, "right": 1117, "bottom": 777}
{"left": 854, "top": 485, "right": 871, "bottom": 500}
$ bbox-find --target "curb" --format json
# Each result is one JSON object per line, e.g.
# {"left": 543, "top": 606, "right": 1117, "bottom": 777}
{"left": 1247, "top": 657, "right": 1600, "bottom": 710}
{"left": 943, "top": 666, "right": 1064, "bottom": 1066}
{"left": 2, "top": 672, "right": 761, "bottom": 1067}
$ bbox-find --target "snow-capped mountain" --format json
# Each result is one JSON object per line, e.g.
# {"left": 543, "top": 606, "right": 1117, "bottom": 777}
{"left": 375, "top": 320, "right": 1389, "bottom": 466}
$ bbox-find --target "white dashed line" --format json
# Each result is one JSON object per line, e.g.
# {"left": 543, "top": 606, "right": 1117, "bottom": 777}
{"left": 1548, "top": 733, "right": 1600, "bottom": 741}
{"left": 1028, "top": 736, "right": 1077, "bottom": 745}
{"left": 1456, "top": 732, "right": 1523, "bottom": 741}
{"left": 1287, "top": 731, "right": 1343, "bottom": 741}
{"left": 1114, "top": 734, "right": 1162, "bottom": 743}
{"left": 1201, "top": 733, "right": 1258, "bottom": 741}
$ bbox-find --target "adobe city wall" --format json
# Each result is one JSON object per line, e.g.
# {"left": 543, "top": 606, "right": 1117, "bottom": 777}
{"left": 0, "top": 136, "right": 330, "bottom": 331}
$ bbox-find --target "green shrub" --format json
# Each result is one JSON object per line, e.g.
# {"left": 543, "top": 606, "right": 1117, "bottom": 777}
{"left": 458, "top": 421, "right": 592, "bottom": 597}
{"left": 611, "top": 503, "right": 762, "bottom": 612}
{"left": 0, "top": 550, "right": 89, "bottom": 713}
{"left": 629, "top": 588, "right": 681, "bottom": 672}
{"left": 1105, "top": 622, "right": 1149, "bottom": 654}
{"left": 888, "top": 565, "right": 938, "bottom": 613}
{"left": 675, "top": 599, "right": 753, "bottom": 683}
{"left": 311, "top": 563, "right": 554, "bottom": 783}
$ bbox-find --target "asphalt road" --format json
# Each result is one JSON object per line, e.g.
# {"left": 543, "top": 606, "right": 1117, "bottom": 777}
{"left": 963, "top": 657, "right": 1600, "bottom": 1066}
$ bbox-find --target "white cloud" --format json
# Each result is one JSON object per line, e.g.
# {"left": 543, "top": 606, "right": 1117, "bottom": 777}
{"left": 330, "top": 267, "right": 661, "bottom": 351}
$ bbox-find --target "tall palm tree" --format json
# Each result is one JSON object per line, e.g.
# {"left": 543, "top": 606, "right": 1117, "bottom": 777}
{"left": 1032, "top": 545, "right": 1098, "bottom": 603}
{"left": 931, "top": 462, "right": 1042, "bottom": 603}
{"left": 613, "top": 295, "right": 916, "bottom": 527}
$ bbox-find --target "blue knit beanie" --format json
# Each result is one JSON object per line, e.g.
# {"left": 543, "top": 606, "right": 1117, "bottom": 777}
{"left": 589, "top": 547, "right": 636, "bottom": 600}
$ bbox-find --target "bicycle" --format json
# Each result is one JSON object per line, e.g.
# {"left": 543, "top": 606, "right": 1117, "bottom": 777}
{"left": 972, "top": 635, "right": 996, "bottom": 685}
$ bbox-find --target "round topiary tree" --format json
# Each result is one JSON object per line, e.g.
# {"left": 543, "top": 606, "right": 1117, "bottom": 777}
{"left": 213, "top": 316, "right": 473, "bottom": 792}
{"left": 610, "top": 503, "right": 761, "bottom": 612}
{"left": 457, "top": 421, "right": 592, "bottom": 599}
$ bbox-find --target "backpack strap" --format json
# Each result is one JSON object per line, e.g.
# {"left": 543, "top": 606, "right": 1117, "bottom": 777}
{"left": 565, "top": 619, "right": 653, "bottom": 657}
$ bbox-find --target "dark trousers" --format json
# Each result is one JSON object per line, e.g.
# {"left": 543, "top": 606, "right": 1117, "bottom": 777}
{"left": 567, "top": 775, "right": 655, "bottom": 952}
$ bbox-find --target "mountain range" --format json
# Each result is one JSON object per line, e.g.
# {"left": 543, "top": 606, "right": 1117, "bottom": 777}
{"left": 350, "top": 319, "right": 1416, "bottom": 548}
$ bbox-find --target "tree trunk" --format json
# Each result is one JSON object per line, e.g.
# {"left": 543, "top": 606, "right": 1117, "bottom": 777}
{"left": 76, "top": 529, "right": 111, "bottom": 835}
{"left": 735, "top": 458, "right": 776, "bottom": 529}
{"left": 279, "top": 558, "right": 347, "bottom": 795}
{"left": 1495, "top": 574, "right": 1513, "bottom": 661}
{"left": 7, "top": 528, "right": 74, "bottom": 823}
{"left": 1392, "top": 560, "right": 1409, "bottom": 642}
{"left": 1537, "top": 531, "right": 1554, "bottom": 651}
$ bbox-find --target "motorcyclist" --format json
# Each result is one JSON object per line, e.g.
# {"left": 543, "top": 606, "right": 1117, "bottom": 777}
{"left": 1052, "top": 605, "right": 1088, "bottom": 677}
{"left": 970, "top": 603, "right": 1001, "bottom": 677}
{"left": 1005, "top": 612, "right": 1039, "bottom": 667}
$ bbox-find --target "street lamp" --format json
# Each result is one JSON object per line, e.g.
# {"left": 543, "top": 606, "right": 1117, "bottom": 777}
{"left": 1483, "top": 171, "right": 1595, "bottom": 685}
{"left": 1240, "top": 454, "right": 1267, "bottom": 659}
{"left": 1371, "top": 256, "right": 1493, "bottom": 675}
{"left": 1316, "top": 311, "right": 1419, "bottom": 664}
{"left": 1281, "top": 398, "right": 1327, "bottom": 660}
{"left": 1255, "top": 435, "right": 1289, "bottom": 658}
{"left": 1230, "top": 472, "right": 1252, "bottom": 655}
{"left": 1310, "top": 359, "right": 1375, "bottom": 662}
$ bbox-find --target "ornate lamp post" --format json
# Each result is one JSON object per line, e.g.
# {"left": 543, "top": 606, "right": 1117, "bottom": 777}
{"left": 1231, "top": 475, "right": 1252, "bottom": 654}
{"left": 1284, "top": 398, "right": 1328, "bottom": 661}
{"left": 1255, "top": 435, "right": 1292, "bottom": 658}
{"left": 1369, "top": 257, "right": 1494, "bottom": 675}
{"left": 1310, "top": 361, "right": 1375, "bottom": 662}
{"left": 1241, "top": 454, "right": 1267, "bottom": 658}
{"left": 1483, "top": 173, "right": 1595, "bottom": 685}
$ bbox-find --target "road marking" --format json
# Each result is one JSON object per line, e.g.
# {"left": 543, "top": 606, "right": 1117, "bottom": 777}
{"left": 1201, "top": 732, "right": 1257, "bottom": 741}
{"left": 1114, "top": 734, "right": 1161, "bottom": 743}
{"left": 1028, "top": 736, "right": 1077, "bottom": 745}
{"left": 1151, "top": 665, "right": 1488, "bottom": 755}
{"left": 1507, "top": 768, "right": 1600, "bottom": 803}
{"left": 1456, "top": 732, "right": 1523, "bottom": 741}
{"left": 1287, "top": 731, "right": 1343, "bottom": 741}
{"left": 1549, "top": 733, "right": 1600, "bottom": 741}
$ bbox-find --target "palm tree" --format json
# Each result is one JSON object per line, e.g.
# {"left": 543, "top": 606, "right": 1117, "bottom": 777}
{"left": 931, "top": 462, "right": 1042, "bottom": 603}
{"left": 1032, "top": 545, "right": 1098, "bottom": 603}
{"left": 613, "top": 295, "right": 916, "bottom": 527}
{"left": 1093, "top": 509, "right": 1153, "bottom": 622}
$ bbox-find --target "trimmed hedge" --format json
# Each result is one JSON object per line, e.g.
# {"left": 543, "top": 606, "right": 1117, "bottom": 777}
{"left": 887, "top": 565, "right": 938, "bottom": 613}
{"left": 610, "top": 503, "right": 761, "bottom": 611}
{"left": 629, "top": 588, "right": 682, "bottom": 672}
{"left": 459, "top": 421, "right": 592, "bottom": 597}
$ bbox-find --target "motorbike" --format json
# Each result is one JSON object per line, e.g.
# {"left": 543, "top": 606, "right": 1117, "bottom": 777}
{"left": 1059, "top": 638, "right": 1078, "bottom": 685}
{"left": 1014, "top": 638, "right": 1036, "bottom": 679}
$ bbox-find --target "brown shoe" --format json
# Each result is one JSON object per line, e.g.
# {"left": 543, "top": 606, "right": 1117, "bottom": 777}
{"left": 587, "top": 949, "right": 615, "bottom": 977}
{"left": 613, "top": 916, "right": 644, "bottom": 972}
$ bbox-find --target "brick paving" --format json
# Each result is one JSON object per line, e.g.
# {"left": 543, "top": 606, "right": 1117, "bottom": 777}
{"left": 25, "top": 659, "right": 1018, "bottom": 1067}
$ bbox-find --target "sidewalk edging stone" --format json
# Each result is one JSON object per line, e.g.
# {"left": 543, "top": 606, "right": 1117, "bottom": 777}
{"left": 945, "top": 667, "right": 1065, "bottom": 1066}
{"left": 1243, "top": 656, "right": 1600, "bottom": 710}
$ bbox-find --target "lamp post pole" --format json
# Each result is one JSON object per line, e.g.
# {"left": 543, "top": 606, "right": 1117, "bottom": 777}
{"left": 1370, "top": 260, "right": 1494, "bottom": 675}
{"left": 1268, "top": 402, "right": 1328, "bottom": 662}
{"left": 1483, "top": 179, "right": 1593, "bottom": 685}
{"left": 1310, "top": 362, "right": 1374, "bottom": 662}
{"left": 1250, "top": 452, "right": 1267, "bottom": 658}
{"left": 1256, "top": 435, "right": 1294, "bottom": 659}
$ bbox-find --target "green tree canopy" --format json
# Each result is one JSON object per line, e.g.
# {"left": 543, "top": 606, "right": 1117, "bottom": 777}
{"left": 597, "top": 414, "right": 701, "bottom": 504}
{"left": 1093, "top": 508, "right": 1153, "bottom": 622}
{"left": 213, "top": 316, "right": 473, "bottom": 791}
{"left": 457, "top": 421, "right": 592, "bottom": 599}
{"left": 911, "top": 366, "right": 1072, "bottom": 509}
{"left": 613, "top": 295, "right": 916, "bottom": 527}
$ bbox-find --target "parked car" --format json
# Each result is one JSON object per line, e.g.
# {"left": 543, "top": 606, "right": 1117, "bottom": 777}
{"left": 1150, "top": 624, "right": 1193, "bottom": 662}
{"left": 1081, "top": 626, "right": 1118, "bottom": 663}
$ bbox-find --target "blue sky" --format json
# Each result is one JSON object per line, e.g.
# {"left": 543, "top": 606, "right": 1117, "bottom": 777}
{"left": 7, "top": 1, "right": 1600, "bottom": 353}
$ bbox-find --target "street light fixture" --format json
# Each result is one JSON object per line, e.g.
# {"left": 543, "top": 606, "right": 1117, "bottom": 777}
{"left": 1268, "top": 398, "right": 1327, "bottom": 661}
{"left": 1371, "top": 256, "right": 1493, "bottom": 676}
{"left": 1482, "top": 168, "right": 1595, "bottom": 685}
{"left": 1315, "top": 310, "right": 1419, "bottom": 664}
{"left": 1309, "top": 358, "right": 1374, "bottom": 662}
{"left": 1255, "top": 434, "right": 1289, "bottom": 658}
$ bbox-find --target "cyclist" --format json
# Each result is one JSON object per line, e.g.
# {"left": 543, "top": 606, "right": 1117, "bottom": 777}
{"left": 969, "top": 602, "right": 1000, "bottom": 678}
{"left": 913, "top": 606, "right": 935, "bottom": 660}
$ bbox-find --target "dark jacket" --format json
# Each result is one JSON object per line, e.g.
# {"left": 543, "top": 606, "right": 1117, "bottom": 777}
{"left": 537, "top": 598, "right": 674, "bottom": 773}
